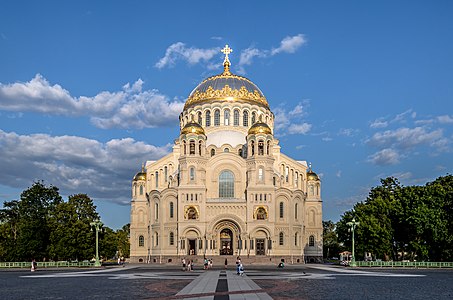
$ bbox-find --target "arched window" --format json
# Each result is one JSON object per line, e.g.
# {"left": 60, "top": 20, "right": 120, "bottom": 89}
{"left": 224, "top": 148, "right": 229, "bottom": 153}
{"left": 309, "top": 235, "right": 315, "bottom": 247}
{"left": 205, "top": 110, "right": 211, "bottom": 127}
{"left": 198, "top": 111, "right": 202, "bottom": 125}
{"left": 219, "top": 170, "right": 234, "bottom": 198}
{"left": 251, "top": 140, "right": 255, "bottom": 156}
{"left": 234, "top": 109, "right": 239, "bottom": 126}
{"left": 252, "top": 112, "right": 256, "bottom": 124}
{"left": 155, "top": 203, "right": 159, "bottom": 220}
{"left": 295, "top": 232, "right": 298, "bottom": 246}
{"left": 267, "top": 141, "right": 271, "bottom": 155}
{"left": 285, "top": 167, "right": 289, "bottom": 182}
{"left": 238, "top": 149, "right": 243, "bottom": 157}
{"left": 164, "top": 166, "right": 168, "bottom": 182}
{"left": 183, "top": 141, "right": 187, "bottom": 155}
{"left": 139, "top": 185, "right": 143, "bottom": 195}
{"left": 169, "top": 232, "right": 174, "bottom": 245}
{"left": 279, "top": 202, "right": 284, "bottom": 218}
{"left": 258, "top": 167, "right": 264, "bottom": 182}
{"left": 295, "top": 203, "right": 298, "bottom": 220}
{"left": 199, "top": 141, "right": 202, "bottom": 156}
{"left": 258, "top": 140, "right": 264, "bottom": 155}
{"left": 279, "top": 232, "right": 284, "bottom": 246}
{"left": 211, "top": 149, "right": 215, "bottom": 156}
{"left": 189, "top": 167, "right": 195, "bottom": 181}
{"left": 224, "top": 109, "right": 230, "bottom": 126}
{"left": 170, "top": 202, "right": 174, "bottom": 218}
{"left": 139, "top": 235, "right": 144, "bottom": 247}
{"left": 155, "top": 232, "right": 159, "bottom": 246}
{"left": 295, "top": 171, "right": 298, "bottom": 188}
{"left": 243, "top": 110, "right": 249, "bottom": 126}
{"left": 214, "top": 109, "right": 220, "bottom": 126}
{"left": 189, "top": 140, "right": 195, "bottom": 155}
{"left": 155, "top": 171, "right": 159, "bottom": 188}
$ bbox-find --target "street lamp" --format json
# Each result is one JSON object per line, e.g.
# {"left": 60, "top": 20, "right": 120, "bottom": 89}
{"left": 90, "top": 218, "right": 103, "bottom": 267}
{"left": 346, "top": 218, "right": 359, "bottom": 267}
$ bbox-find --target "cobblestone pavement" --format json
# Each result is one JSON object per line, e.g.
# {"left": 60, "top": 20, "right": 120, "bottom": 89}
{"left": 1, "top": 264, "right": 452, "bottom": 299}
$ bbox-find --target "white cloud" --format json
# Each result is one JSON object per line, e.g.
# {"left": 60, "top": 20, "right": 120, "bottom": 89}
{"left": 271, "top": 34, "right": 306, "bottom": 55}
{"left": 155, "top": 42, "right": 220, "bottom": 69}
{"left": 237, "top": 34, "right": 306, "bottom": 74}
{"left": 366, "top": 127, "right": 443, "bottom": 149}
{"left": 338, "top": 128, "right": 359, "bottom": 137}
{"left": 336, "top": 170, "right": 342, "bottom": 178}
{"left": 0, "top": 75, "right": 184, "bottom": 129}
{"left": 368, "top": 148, "right": 401, "bottom": 165}
{"left": 274, "top": 101, "right": 312, "bottom": 136}
{"left": 0, "top": 129, "right": 171, "bottom": 204}
{"left": 322, "top": 136, "right": 333, "bottom": 142}
{"left": 370, "top": 119, "right": 388, "bottom": 129}
{"left": 288, "top": 123, "right": 312, "bottom": 135}
{"left": 438, "top": 115, "right": 453, "bottom": 124}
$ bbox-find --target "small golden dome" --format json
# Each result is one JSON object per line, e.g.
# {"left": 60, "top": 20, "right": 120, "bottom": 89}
{"left": 307, "top": 170, "right": 320, "bottom": 181}
{"left": 248, "top": 122, "right": 272, "bottom": 135}
{"left": 181, "top": 122, "right": 205, "bottom": 135}
{"left": 133, "top": 165, "right": 146, "bottom": 181}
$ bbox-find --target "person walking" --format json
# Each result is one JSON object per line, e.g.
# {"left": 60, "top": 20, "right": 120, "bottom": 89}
{"left": 224, "top": 258, "right": 228, "bottom": 269}
{"left": 182, "top": 257, "right": 186, "bottom": 271}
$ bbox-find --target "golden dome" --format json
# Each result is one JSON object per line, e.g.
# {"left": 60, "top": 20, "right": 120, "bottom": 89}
{"left": 133, "top": 165, "right": 146, "bottom": 181}
{"left": 181, "top": 122, "right": 205, "bottom": 135}
{"left": 307, "top": 170, "right": 320, "bottom": 181}
{"left": 248, "top": 122, "right": 272, "bottom": 135}
{"left": 184, "top": 45, "right": 269, "bottom": 110}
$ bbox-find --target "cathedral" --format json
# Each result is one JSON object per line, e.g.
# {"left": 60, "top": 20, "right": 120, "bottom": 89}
{"left": 130, "top": 45, "right": 323, "bottom": 264}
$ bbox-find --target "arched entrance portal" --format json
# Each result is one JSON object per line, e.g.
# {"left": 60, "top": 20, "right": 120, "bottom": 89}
{"left": 220, "top": 228, "right": 233, "bottom": 255}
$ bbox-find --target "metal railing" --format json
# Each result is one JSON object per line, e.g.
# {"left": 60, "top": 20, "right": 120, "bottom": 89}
{"left": 355, "top": 261, "right": 453, "bottom": 268}
{"left": 0, "top": 261, "right": 95, "bottom": 268}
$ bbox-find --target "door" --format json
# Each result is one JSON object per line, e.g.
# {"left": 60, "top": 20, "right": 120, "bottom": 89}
{"left": 256, "top": 239, "right": 265, "bottom": 255}
{"left": 188, "top": 239, "right": 196, "bottom": 255}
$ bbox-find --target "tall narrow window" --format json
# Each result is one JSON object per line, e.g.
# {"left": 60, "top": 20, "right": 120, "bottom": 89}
{"left": 252, "top": 112, "right": 256, "bottom": 124}
{"left": 205, "top": 110, "right": 211, "bottom": 127}
{"left": 155, "top": 232, "right": 159, "bottom": 246}
{"left": 155, "top": 203, "right": 159, "bottom": 220}
{"left": 279, "top": 232, "right": 284, "bottom": 246}
{"left": 295, "top": 232, "right": 298, "bottom": 246}
{"left": 189, "top": 167, "right": 195, "bottom": 181}
{"left": 214, "top": 109, "right": 220, "bottom": 126}
{"left": 155, "top": 171, "right": 159, "bottom": 188}
{"left": 219, "top": 170, "right": 234, "bottom": 198}
{"left": 251, "top": 140, "right": 255, "bottom": 156}
{"left": 183, "top": 141, "right": 187, "bottom": 155}
{"left": 189, "top": 140, "right": 195, "bottom": 155}
{"left": 309, "top": 235, "right": 315, "bottom": 247}
{"left": 169, "top": 232, "right": 174, "bottom": 245}
{"left": 279, "top": 202, "right": 284, "bottom": 218}
{"left": 139, "top": 185, "right": 143, "bottom": 195}
{"left": 243, "top": 110, "right": 249, "bottom": 126}
{"left": 224, "top": 109, "right": 230, "bottom": 125}
{"left": 295, "top": 203, "right": 298, "bottom": 220}
{"left": 295, "top": 171, "right": 298, "bottom": 188}
{"left": 139, "top": 235, "right": 144, "bottom": 247}
{"left": 198, "top": 111, "right": 202, "bottom": 125}
{"left": 199, "top": 141, "right": 202, "bottom": 156}
{"left": 258, "top": 140, "right": 264, "bottom": 155}
{"left": 258, "top": 167, "right": 264, "bottom": 182}
{"left": 211, "top": 149, "right": 215, "bottom": 156}
{"left": 164, "top": 166, "right": 168, "bottom": 182}
{"left": 234, "top": 109, "right": 239, "bottom": 126}
{"left": 285, "top": 167, "right": 289, "bottom": 182}
{"left": 170, "top": 202, "right": 174, "bottom": 218}
{"left": 267, "top": 141, "right": 271, "bottom": 155}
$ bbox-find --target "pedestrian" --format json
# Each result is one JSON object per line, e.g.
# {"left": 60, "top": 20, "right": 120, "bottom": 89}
{"left": 209, "top": 259, "right": 213, "bottom": 269}
{"left": 182, "top": 257, "right": 186, "bottom": 271}
{"left": 204, "top": 257, "right": 208, "bottom": 270}
{"left": 118, "top": 257, "right": 121, "bottom": 265}
{"left": 31, "top": 259, "right": 37, "bottom": 272}
{"left": 224, "top": 258, "right": 228, "bottom": 269}
{"left": 238, "top": 263, "right": 244, "bottom": 276}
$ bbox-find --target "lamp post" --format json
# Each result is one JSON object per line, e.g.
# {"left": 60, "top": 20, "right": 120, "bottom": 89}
{"left": 90, "top": 218, "right": 103, "bottom": 267}
{"left": 346, "top": 218, "right": 359, "bottom": 267}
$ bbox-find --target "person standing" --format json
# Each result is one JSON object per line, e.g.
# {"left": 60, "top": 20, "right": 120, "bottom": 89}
{"left": 182, "top": 257, "right": 186, "bottom": 271}
{"left": 31, "top": 259, "right": 37, "bottom": 272}
{"left": 224, "top": 258, "right": 228, "bottom": 269}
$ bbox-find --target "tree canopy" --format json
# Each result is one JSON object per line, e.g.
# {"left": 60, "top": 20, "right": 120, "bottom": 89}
{"left": 0, "top": 181, "right": 130, "bottom": 262}
{"left": 336, "top": 175, "right": 453, "bottom": 261}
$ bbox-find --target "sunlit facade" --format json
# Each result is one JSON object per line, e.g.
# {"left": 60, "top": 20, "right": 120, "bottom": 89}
{"left": 130, "top": 46, "right": 322, "bottom": 264}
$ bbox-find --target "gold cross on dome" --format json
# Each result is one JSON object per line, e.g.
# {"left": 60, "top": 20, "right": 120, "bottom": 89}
{"left": 221, "top": 44, "right": 233, "bottom": 63}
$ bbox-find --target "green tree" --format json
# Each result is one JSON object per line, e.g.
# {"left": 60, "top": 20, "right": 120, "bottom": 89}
{"left": 116, "top": 223, "right": 130, "bottom": 258}
{"left": 48, "top": 194, "right": 98, "bottom": 261}
{"left": 322, "top": 220, "right": 343, "bottom": 259}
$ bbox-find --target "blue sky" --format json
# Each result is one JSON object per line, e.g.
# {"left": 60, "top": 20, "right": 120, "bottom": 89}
{"left": 1, "top": 1, "right": 452, "bottom": 229}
